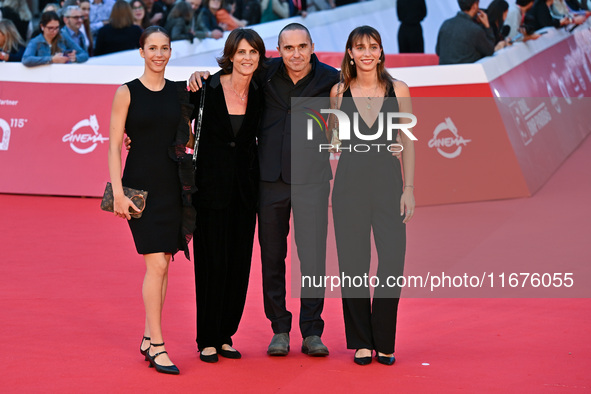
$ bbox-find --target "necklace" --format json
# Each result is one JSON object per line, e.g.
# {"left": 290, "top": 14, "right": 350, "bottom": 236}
{"left": 229, "top": 80, "right": 248, "bottom": 101}
{"left": 356, "top": 83, "right": 380, "bottom": 110}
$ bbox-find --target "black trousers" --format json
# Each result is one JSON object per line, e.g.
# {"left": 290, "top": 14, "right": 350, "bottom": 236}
{"left": 332, "top": 156, "right": 406, "bottom": 354}
{"left": 258, "top": 179, "right": 329, "bottom": 338}
{"left": 193, "top": 191, "right": 256, "bottom": 351}
{"left": 398, "top": 23, "right": 424, "bottom": 53}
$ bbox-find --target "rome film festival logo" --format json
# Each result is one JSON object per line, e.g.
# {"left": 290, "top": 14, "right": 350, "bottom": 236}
{"left": 62, "top": 115, "right": 108, "bottom": 154}
{"left": 428, "top": 117, "right": 471, "bottom": 159}
{"left": 0, "top": 118, "right": 10, "bottom": 151}
{"left": 305, "top": 108, "right": 418, "bottom": 152}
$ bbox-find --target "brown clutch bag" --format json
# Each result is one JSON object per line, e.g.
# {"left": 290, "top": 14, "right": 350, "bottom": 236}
{"left": 100, "top": 182, "right": 148, "bottom": 219}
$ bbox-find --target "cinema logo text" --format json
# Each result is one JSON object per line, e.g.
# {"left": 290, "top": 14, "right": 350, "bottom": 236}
{"left": 62, "top": 115, "right": 108, "bottom": 154}
{"left": 428, "top": 117, "right": 471, "bottom": 159}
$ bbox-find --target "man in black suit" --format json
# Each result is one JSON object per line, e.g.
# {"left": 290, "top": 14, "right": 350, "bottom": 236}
{"left": 189, "top": 23, "right": 339, "bottom": 357}
{"left": 257, "top": 23, "right": 339, "bottom": 357}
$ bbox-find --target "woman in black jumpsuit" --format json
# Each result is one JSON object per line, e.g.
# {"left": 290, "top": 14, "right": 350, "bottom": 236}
{"left": 330, "top": 26, "right": 416, "bottom": 366}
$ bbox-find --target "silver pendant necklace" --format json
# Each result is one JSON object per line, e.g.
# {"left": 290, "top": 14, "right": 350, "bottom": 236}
{"left": 229, "top": 81, "right": 247, "bottom": 101}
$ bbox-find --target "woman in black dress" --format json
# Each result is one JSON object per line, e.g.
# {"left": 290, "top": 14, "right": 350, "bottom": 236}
{"left": 330, "top": 26, "right": 415, "bottom": 366}
{"left": 108, "top": 26, "right": 194, "bottom": 375}
{"left": 190, "top": 28, "right": 266, "bottom": 363}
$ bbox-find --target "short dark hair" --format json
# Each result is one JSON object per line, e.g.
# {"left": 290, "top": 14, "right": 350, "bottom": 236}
{"left": 457, "top": 0, "right": 478, "bottom": 11}
{"left": 217, "top": 28, "right": 267, "bottom": 74}
{"left": 139, "top": 25, "right": 170, "bottom": 48}
{"left": 278, "top": 23, "right": 312, "bottom": 48}
{"left": 515, "top": 0, "right": 533, "bottom": 6}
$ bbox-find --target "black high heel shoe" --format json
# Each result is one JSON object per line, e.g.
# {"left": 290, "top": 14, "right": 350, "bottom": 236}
{"left": 376, "top": 352, "right": 396, "bottom": 366}
{"left": 354, "top": 349, "right": 372, "bottom": 366}
{"left": 140, "top": 336, "right": 150, "bottom": 361}
{"left": 146, "top": 342, "right": 180, "bottom": 375}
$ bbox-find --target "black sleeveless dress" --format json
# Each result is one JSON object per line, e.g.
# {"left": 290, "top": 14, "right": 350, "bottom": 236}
{"left": 121, "top": 78, "right": 185, "bottom": 257}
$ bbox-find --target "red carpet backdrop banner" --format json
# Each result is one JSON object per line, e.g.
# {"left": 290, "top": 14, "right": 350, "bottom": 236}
{"left": 0, "top": 82, "right": 118, "bottom": 196}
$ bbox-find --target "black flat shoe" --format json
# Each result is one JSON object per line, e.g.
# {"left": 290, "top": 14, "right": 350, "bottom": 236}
{"left": 146, "top": 342, "right": 180, "bottom": 375}
{"left": 140, "top": 336, "right": 150, "bottom": 361}
{"left": 218, "top": 348, "right": 241, "bottom": 359}
{"left": 376, "top": 354, "right": 396, "bottom": 365}
{"left": 354, "top": 349, "right": 372, "bottom": 366}
{"left": 200, "top": 351, "right": 219, "bottom": 363}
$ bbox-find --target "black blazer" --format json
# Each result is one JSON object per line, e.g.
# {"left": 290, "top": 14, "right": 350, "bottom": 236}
{"left": 191, "top": 71, "right": 263, "bottom": 210}
{"left": 257, "top": 54, "right": 339, "bottom": 184}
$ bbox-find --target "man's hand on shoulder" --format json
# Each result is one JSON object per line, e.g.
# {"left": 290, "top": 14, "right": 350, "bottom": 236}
{"left": 188, "top": 71, "right": 211, "bottom": 92}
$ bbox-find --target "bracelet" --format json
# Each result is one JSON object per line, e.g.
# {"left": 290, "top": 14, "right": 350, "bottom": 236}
{"left": 404, "top": 185, "right": 414, "bottom": 189}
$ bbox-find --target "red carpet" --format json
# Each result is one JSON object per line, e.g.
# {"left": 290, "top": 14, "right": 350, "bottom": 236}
{"left": 3, "top": 136, "right": 590, "bottom": 392}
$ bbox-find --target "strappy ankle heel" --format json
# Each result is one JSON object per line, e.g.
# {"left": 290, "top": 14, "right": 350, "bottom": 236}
{"left": 140, "top": 336, "right": 150, "bottom": 360}
{"left": 146, "top": 342, "right": 180, "bottom": 375}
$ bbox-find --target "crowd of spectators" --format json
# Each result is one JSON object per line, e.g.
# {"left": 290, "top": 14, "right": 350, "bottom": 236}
{"left": 1, "top": 0, "right": 588, "bottom": 67}
{"left": 436, "top": 0, "right": 589, "bottom": 65}
{"left": 22, "top": 10, "right": 88, "bottom": 66}
{"left": 0, "top": 0, "right": 367, "bottom": 65}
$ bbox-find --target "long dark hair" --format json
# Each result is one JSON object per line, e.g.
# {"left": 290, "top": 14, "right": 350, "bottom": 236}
{"left": 131, "top": 0, "right": 150, "bottom": 29}
{"left": 79, "top": 0, "right": 94, "bottom": 53}
{"left": 486, "top": 0, "right": 509, "bottom": 29}
{"left": 340, "top": 26, "right": 393, "bottom": 91}
{"left": 486, "top": 0, "right": 509, "bottom": 42}
{"left": 40, "top": 11, "right": 62, "bottom": 55}
{"left": 217, "top": 28, "right": 267, "bottom": 74}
